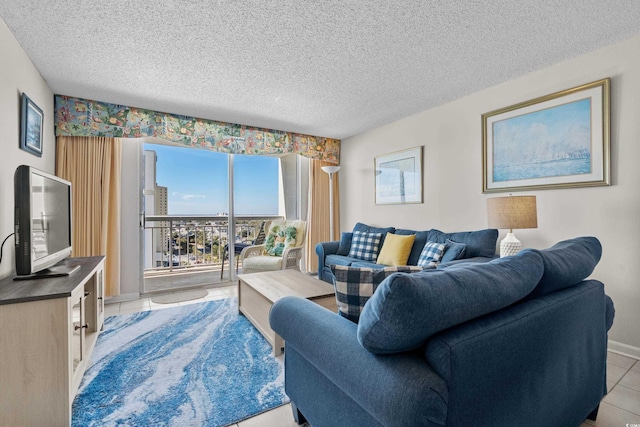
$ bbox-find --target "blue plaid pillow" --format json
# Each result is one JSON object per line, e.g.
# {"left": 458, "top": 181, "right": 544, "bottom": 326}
{"left": 331, "top": 265, "right": 424, "bottom": 322}
{"left": 417, "top": 241, "right": 446, "bottom": 268}
{"left": 348, "top": 231, "right": 382, "bottom": 262}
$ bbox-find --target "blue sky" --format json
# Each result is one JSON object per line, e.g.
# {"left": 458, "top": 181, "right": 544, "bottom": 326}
{"left": 145, "top": 143, "right": 279, "bottom": 215}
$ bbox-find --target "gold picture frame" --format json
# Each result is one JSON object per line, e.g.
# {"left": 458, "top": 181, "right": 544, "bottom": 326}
{"left": 482, "top": 78, "right": 611, "bottom": 193}
{"left": 375, "top": 146, "right": 423, "bottom": 205}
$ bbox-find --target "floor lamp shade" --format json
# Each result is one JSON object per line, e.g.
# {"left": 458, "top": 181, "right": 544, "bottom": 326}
{"left": 487, "top": 195, "right": 537, "bottom": 257}
{"left": 321, "top": 165, "right": 340, "bottom": 241}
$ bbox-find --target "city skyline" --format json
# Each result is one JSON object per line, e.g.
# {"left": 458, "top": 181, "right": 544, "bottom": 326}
{"left": 145, "top": 143, "right": 280, "bottom": 215}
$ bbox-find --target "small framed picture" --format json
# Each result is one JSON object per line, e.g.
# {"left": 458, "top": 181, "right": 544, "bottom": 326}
{"left": 20, "top": 93, "right": 44, "bottom": 157}
{"left": 375, "top": 146, "right": 423, "bottom": 205}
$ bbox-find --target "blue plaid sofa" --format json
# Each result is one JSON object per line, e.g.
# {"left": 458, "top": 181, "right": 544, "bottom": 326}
{"left": 316, "top": 222, "right": 499, "bottom": 284}
{"left": 272, "top": 237, "right": 615, "bottom": 426}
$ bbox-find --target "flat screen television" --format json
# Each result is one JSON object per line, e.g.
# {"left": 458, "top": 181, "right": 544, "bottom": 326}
{"left": 14, "top": 165, "right": 78, "bottom": 279}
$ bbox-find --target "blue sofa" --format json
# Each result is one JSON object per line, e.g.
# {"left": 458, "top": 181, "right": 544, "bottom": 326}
{"left": 271, "top": 237, "right": 614, "bottom": 427}
{"left": 316, "top": 222, "right": 498, "bottom": 284}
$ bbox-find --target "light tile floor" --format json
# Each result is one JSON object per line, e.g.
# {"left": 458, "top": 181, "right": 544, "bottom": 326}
{"left": 106, "top": 286, "right": 640, "bottom": 427}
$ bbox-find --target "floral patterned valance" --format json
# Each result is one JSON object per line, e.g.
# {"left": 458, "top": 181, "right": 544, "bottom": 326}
{"left": 54, "top": 95, "right": 340, "bottom": 164}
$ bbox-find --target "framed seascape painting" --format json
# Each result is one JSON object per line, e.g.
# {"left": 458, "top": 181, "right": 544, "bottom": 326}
{"left": 482, "top": 78, "right": 610, "bottom": 193}
{"left": 375, "top": 146, "right": 423, "bottom": 205}
{"left": 20, "top": 93, "right": 44, "bottom": 157}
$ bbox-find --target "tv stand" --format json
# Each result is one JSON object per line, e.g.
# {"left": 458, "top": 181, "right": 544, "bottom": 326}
{"left": 13, "top": 262, "right": 81, "bottom": 280}
{"left": 0, "top": 256, "right": 105, "bottom": 426}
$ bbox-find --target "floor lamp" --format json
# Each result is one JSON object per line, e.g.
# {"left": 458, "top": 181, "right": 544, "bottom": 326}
{"left": 321, "top": 165, "right": 340, "bottom": 241}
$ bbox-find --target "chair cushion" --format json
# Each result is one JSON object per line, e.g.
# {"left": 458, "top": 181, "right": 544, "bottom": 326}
{"left": 417, "top": 241, "right": 446, "bottom": 268}
{"left": 348, "top": 231, "right": 382, "bottom": 262}
{"left": 331, "top": 265, "right": 424, "bottom": 322}
{"left": 264, "top": 220, "right": 306, "bottom": 256}
{"left": 440, "top": 239, "right": 467, "bottom": 263}
{"left": 357, "top": 250, "right": 544, "bottom": 354}
{"left": 242, "top": 255, "right": 283, "bottom": 270}
{"left": 377, "top": 233, "right": 416, "bottom": 266}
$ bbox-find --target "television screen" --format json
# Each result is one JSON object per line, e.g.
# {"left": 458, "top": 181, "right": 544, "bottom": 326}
{"left": 15, "top": 165, "right": 74, "bottom": 278}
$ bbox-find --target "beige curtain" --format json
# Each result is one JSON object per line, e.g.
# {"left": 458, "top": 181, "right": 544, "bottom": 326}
{"left": 56, "top": 136, "right": 122, "bottom": 297}
{"left": 305, "top": 160, "right": 340, "bottom": 274}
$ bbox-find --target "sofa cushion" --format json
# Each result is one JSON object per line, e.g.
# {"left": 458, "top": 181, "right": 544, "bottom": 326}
{"left": 331, "top": 265, "right": 424, "bottom": 322}
{"left": 394, "top": 229, "right": 429, "bottom": 265}
{"left": 522, "top": 236, "right": 602, "bottom": 300}
{"left": 353, "top": 222, "right": 395, "bottom": 248}
{"left": 440, "top": 239, "right": 467, "bottom": 263}
{"left": 348, "top": 231, "right": 382, "bottom": 262}
{"left": 417, "top": 241, "right": 446, "bottom": 268}
{"left": 350, "top": 261, "right": 387, "bottom": 268}
{"left": 336, "top": 232, "right": 353, "bottom": 256}
{"left": 357, "top": 250, "right": 544, "bottom": 354}
{"left": 377, "top": 233, "right": 416, "bottom": 266}
{"left": 325, "top": 254, "right": 360, "bottom": 267}
{"left": 427, "top": 228, "right": 498, "bottom": 258}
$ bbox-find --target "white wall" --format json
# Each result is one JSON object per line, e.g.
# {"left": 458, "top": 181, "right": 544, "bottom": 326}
{"left": 340, "top": 35, "right": 640, "bottom": 357}
{"left": 0, "top": 18, "right": 55, "bottom": 280}
{"left": 119, "top": 141, "right": 142, "bottom": 298}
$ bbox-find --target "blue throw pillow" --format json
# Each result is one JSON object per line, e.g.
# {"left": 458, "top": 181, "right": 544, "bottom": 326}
{"left": 331, "top": 265, "right": 424, "bottom": 322}
{"left": 357, "top": 250, "right": 544, "bottom": 354}
{"left": 440, "top": 239, "right": 467, "bottom": 263}
{"left": 522, "top": 236, "right": 602, "bottom": 300}
{"left": 336, "top": 232, "right": 353, "bottom": 256}
{"left": 417, "top": 241, "right": 446, "bottom": 268}
{"left": 348, "top": 231, "right": 383, "bottom": 262}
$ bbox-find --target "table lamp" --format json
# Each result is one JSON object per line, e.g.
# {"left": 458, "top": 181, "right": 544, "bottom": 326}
{"left": 487, "top": 195, "right": 537, "bottom": 257}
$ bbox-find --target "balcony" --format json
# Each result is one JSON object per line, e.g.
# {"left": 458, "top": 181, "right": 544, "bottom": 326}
{"left": 143, "top": 215, "right": 283, "bottom": 293}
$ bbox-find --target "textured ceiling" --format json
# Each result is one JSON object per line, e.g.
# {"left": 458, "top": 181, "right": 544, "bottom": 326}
{"left": 1, "top": 1, "right": 639, "bottom": 139}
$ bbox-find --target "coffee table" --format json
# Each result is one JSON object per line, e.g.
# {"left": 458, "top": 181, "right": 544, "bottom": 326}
{"left": 238, "top": 269, "right": 337, "bottom": 356}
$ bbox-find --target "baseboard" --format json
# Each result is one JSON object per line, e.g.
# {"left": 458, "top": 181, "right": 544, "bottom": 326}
{"left": 106, "top": 292, "right": 141, "bottom": 304}
{"left": 608, "top": 340, "right": 640, "bottom": 360}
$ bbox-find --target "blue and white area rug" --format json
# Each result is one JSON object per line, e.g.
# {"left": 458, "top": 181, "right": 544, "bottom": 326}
{"left": 72, "top": 298, "right": 288, "bottom": 427}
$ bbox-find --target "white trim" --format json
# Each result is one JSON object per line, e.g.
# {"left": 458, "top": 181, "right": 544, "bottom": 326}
{"left": 608, "top": 340, "right": 640, "bottom": 361}
{"left": 106, "top": 292, "right": 141, "bottom": 304}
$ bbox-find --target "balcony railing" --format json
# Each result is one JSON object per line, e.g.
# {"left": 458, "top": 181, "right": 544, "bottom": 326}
{"left": 143, "top": 215, "right": 283, "bottom": 275}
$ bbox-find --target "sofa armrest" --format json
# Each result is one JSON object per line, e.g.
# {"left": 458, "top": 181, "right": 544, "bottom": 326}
{"left": 424, "top": 280, "right": 608, "bottom": 427}
{"left": 240, "top": 244, "right": 265, "bottom": 262}
{"left": 315, "top": 241, "right": 340, "bottom": 277}
{"left": 270, "top": 297, "right": 448, "bottom": 427}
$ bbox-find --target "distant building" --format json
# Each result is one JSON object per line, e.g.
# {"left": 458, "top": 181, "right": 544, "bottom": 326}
{"left": 144, "top": 150, "right": 170, "bottom": 268}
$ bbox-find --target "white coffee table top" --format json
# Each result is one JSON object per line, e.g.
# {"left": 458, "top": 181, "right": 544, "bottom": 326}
{"left": 238, "top": 269, "right": 334, "bottom": 304}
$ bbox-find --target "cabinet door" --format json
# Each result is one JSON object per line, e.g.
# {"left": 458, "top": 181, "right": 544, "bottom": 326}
{"left": 85, "top": 266, "right": 105, "bottom": 333}
{"left": 70, "top": 285, "right": 87, "bottom": 392}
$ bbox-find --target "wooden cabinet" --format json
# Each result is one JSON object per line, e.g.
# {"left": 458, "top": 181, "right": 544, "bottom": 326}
{"left": 0, "top": 256, "right": 105, "bottom": 427}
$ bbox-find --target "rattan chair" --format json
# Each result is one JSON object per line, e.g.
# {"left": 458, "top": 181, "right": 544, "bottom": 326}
{"left": 240, "top": 220, "right": 307, "bottom": 274}
{"left": 220, "top": 221, "right": 267, "bottom": 279}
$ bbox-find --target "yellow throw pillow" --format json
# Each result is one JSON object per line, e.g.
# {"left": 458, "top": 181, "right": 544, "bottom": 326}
{"left": 376, "top": 233, "right": 416, "bottom": 266}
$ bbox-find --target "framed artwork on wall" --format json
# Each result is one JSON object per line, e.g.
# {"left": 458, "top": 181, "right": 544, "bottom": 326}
{"left": 20, "top": 93, "right": 44, "bottom": 157}
{"left": 482, "top": 78, "right": 610, "bottom": 193}
{"left": 375, "top": 146, "right": 423, "bottom": 205}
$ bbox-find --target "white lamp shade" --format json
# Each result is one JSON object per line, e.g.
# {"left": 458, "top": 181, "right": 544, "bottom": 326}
{"left": 321, "top": 165, "right": 341, "bottom": 174}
